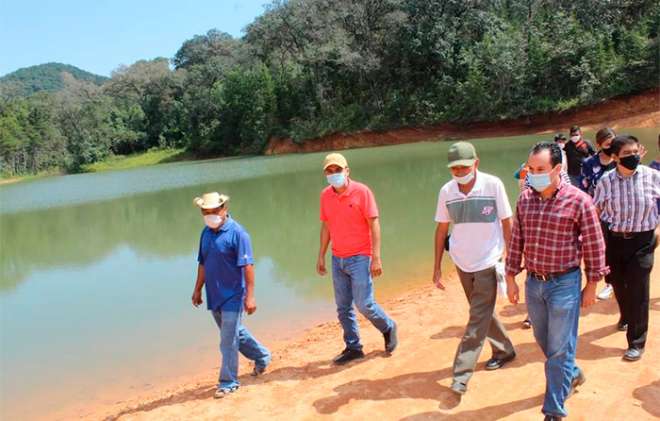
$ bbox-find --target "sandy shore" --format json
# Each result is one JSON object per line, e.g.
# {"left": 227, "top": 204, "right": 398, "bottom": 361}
{"left": 88, "top": 248, "right": 660, "bottom": 421}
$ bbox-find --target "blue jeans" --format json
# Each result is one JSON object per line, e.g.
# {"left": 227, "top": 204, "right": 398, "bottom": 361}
{"left": 332, "top": 255, "right": 394, "bottom": 350}
{"left": 526, "top": 268, "right": 582, "bottom": 417}
{"left": 211, "top": 309, "right": 271, "bottom": 389}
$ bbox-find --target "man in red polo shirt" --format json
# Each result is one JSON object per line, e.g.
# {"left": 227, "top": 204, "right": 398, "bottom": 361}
{"left": 316, "top": 152, "right": 398, "bottom": 365}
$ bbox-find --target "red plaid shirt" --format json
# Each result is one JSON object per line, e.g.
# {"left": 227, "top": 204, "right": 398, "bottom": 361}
{"left": 506, "top": 181, "right": 609, "bottom": 282}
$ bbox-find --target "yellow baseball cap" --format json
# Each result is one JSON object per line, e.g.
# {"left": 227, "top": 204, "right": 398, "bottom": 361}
{"left": 323, "top": 153, "right": 348, "bottom": 170}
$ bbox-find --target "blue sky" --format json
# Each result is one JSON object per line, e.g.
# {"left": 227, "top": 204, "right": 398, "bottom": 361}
{"left": 0, "top": 0, "right": 268, "bottom": 77}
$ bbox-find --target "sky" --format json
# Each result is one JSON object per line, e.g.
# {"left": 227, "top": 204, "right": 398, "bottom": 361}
{"left": 0, "top": 0, "right": 269, "bottom": 77}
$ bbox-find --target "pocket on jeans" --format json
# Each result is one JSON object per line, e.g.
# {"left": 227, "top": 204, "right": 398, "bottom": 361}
{"left": 636, "top": 251, "right": 654, "bottom": 270}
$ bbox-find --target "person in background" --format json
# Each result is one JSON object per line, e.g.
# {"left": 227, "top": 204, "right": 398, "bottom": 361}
{"left": 317, "top": 153, "right": 398, "bottom": 365}
{"left": 191, "top": 192, "right": 272, "bottom": 399}
{"left": 433, "top": 142, "right": 516, "bottom": 396}
{"left": 506, "top": 142, "right": 607, "bottom": 421}
{"left": 593, "top": 135, "right": 660, "bottom": 362}
{"left": 651, "top": 134, "right": 660, "bottom": 171}
{"left": 564, "top": 125, "right": 596, "bottom": 187}
{"left": 650, "top": 134, "right": 660, "bottom": 202}
{"left": 553, "top": 133, "right": 569, "bottom": 173}
{"left": 578, "top": 127, "right": 618, "bottom": 302}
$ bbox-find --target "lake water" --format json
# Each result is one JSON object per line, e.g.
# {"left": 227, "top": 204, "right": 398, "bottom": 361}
{"left": 1, "top": 129, "right": 657, "bottom": 420}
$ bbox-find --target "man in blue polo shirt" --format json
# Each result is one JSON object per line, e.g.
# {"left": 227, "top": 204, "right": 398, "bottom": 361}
{"left": 191, "top": 192, "right": 271, "bottom": 399}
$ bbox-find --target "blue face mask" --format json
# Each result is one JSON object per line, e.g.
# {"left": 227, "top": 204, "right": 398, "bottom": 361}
{"left": 527, "top": 172, "right": 552, "bottom": 192}
{"left": 326, "top": 172, "right": 346, "bottom": 188}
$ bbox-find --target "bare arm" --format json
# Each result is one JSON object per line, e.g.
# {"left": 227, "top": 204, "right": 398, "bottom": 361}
{"left": 368, "top": 217, "right": 383, "bottom": 277}
{"left": 433, "top": 222, "right": 450, "bottom": 289}
{"left": 192, "top": 264, "right": 205, "bottom": 307}
{"left": 243, "top": 264, "right": 257, "bottom": 314}
{"left": 316, "top": 222, "right": 331, "bottom": 275}
{"left": 501, "top": 217, "right": 512, "bottom": 257}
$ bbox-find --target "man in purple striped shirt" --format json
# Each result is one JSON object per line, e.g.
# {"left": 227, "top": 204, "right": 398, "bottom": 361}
{"left": 505, "top": 142, "right": 608, "bottom": 421}
{"left": 593, "top": 134, "right": 660, "bottom": 362}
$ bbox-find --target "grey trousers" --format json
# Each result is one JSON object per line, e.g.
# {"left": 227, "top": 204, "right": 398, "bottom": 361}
{"left": 452, "top": 266, "right": 515, "bottom": 387}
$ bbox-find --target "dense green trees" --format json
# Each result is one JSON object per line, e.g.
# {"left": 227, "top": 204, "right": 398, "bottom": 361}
{"left": 1, "top": 0, "right": 658, "bottom": 177}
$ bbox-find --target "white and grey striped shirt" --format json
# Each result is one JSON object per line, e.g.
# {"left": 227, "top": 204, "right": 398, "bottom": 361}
{"left": 594, "top": 165, "right": 660, "bottom": 233}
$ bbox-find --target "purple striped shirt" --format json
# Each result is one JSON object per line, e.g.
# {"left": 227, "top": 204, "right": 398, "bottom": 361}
{"left": 593, "top": 165, "right": 660, "bottom": 232}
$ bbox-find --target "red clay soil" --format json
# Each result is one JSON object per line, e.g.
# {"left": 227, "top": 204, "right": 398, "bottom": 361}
{"left": 265, "top": 88, "right": 660, "bottom": 155}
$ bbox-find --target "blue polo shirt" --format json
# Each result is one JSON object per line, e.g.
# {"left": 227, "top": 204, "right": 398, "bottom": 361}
{"left": 197, "top": 217, "right": 255, "bottom": 312}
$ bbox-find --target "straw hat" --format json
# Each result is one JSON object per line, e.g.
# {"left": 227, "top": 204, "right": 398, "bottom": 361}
{"left": 193, "top": 192, "right": 230, "bottom": 209}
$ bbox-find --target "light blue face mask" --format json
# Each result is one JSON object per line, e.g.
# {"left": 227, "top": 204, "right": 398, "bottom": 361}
{"left": 326, "top": 172, "right": 346, "bottom": 188}
{"left": 527, "top": 172, "right": 552, "bottom": 192}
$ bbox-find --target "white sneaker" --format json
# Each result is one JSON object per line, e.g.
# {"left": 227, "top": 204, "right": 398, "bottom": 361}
{"left": 597, "top": 284, "right": 613, "bottom": 300}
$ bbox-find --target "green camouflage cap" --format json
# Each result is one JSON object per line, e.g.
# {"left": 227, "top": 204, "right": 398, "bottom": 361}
{"left": 447, "top": 141, "right": 477, "bottom": 168}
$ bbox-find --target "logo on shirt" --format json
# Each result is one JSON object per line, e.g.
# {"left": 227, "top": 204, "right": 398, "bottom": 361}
{"left": 481, "top": 206, "right": 494, "bottom": 216}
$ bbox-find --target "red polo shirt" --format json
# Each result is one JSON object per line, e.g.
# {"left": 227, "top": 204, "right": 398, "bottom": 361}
{"left": 320, "top": 179, "right": 379, "bottom": 258}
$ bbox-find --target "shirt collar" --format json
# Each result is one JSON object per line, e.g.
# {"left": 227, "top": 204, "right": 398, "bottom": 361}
{"left": 332, "top": 177, "right": 356, "bottom": 196}
{"left": 614, "top": 166, "right": 639, "bottom": 180}
{"left": 531, "top": 178, "right": 566, "bottom": 200}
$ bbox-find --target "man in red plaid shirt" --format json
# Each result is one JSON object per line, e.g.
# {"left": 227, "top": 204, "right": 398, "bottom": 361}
{"left": 505, "top": 142, "right": 608, "bottom": 421}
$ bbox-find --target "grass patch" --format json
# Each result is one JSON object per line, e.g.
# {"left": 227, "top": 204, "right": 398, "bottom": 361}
{"left": 0, "top": 168, "right": 64, "bottom": 186}
{"left": 81, "top": 148, "right": 189, "bottom": 173}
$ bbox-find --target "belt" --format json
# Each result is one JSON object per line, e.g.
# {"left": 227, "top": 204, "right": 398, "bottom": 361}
{"left": 529, "top": 267, "right": 579, "bottom": 282}
{"left": 609, "top": 231, "right": 646, "bottom": 239}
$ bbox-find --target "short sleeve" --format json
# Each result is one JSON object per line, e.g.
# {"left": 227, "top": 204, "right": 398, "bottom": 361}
{"left": 495, "top": 179, "right": 513, "bottom": 219}
{"left": 236, "top": 230, "right": 255, "bottom": 267}
{"left": 434, "top": 188, "right": 450, "bottom": 223}
{"left": 319, "top": 192, "right": 328, "bottom": 222}
{"left": 362, "top": 187, "right": 379, "bottom": 219}
{"left": 592, "top": 176, "right": 608, "bottom": 210}
{"left": 197, "top": 230, "right": 205, "bottom": 264}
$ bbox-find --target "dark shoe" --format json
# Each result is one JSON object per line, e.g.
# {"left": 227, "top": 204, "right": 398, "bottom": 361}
{"left": 251, "top": 364, "right": 267, "bottom": 377}
{"left": 333, "top": 348, "right": 365, "bottom": 365}
{"left": 623, "top": 347, "right": 644, "bottom": 362}
{"left": 450, "top": 381, "right": 467, "bottom": 395}
{"left": 485, "top": 352, "right": 516, "bottom": 370}
{"left": 567, "top": 369, "right": 586, "bottom": 397}
{"left": 384, "top": 322, "right": 398, "bottom": 353}
{"left": 522, "top": 318, "right": 532, "bottom": 329}
{"left": 543, "top": 415, "right": 563, "bottom": 421}
{"left": 617, "top": 319, "right": 628, "bottom": 332}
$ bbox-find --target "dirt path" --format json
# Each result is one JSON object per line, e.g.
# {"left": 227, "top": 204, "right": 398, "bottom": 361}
{"left": 265, "top": 88, "right": 660, "bottom": 155}
{"left": 94, "top": 249, "right": 660, "bottom": 421}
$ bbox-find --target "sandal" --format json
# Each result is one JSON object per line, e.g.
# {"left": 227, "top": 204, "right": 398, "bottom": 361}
{"left": 214, "top": 386, "right": 238, "bottom": 399}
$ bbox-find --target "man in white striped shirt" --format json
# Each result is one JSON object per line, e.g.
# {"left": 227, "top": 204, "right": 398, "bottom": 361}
{"left": 593, "top": 134, "right": 660, "bottom": 362}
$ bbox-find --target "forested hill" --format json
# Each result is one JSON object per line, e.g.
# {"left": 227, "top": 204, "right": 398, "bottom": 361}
{"left": 1, "top": 0, "right": 658, "bottom": 177}
{"left": 0, "top": 63, "right": 108, "bottom": 97}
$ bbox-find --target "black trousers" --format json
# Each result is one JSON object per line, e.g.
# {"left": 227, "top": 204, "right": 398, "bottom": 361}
{"left": 605, "top": 229, "right": 656, "bottom": 350}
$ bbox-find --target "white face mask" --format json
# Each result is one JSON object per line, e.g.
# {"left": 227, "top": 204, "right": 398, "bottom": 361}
{"left": 557, "top": 142, "right": 565, "bottom": 150}
{"left": 452, "top": 169, "right": 475, "bottom": 185}
{"left": 570, "top": 135, "right": 580, "bottom": 143}
{"left": 204, "top": 214, "right": 223, "bottom": 229}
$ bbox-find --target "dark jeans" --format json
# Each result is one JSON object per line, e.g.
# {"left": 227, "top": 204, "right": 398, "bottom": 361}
{"left": 605, "top": 229, "right": 656, "bottom": 350}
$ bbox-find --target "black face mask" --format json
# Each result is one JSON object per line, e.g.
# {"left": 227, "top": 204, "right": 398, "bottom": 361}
{"left": 601, "top": 147, "right": 613, "bottom": 156}
{"left": 619, "top": 154, "right": 641, "bottom": 170}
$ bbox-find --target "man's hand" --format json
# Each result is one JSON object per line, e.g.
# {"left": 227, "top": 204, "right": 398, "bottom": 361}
{"left": 244, "top": 296, "right": 257, "bottom": 315}
{"left": 506, "top": 275, "right": 519, "bottom": 304}
{"left": 581, "top": 282, "right": 597, "bottom": 308}
{"left": 371, "top": 257, "right": 383, "bottom": 278}
{"left": 433, "top": 269, "right": 445, "bottom": 290}
{"left": 192, "top": 289, "right": 203, "bottom": 307}
{"left": 316, "top": 256, "right": 327, "bottom": 276}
